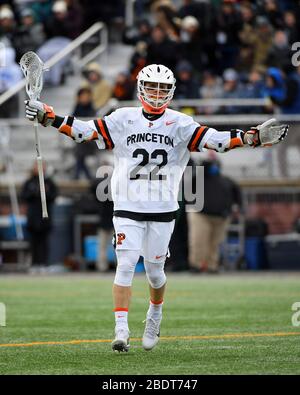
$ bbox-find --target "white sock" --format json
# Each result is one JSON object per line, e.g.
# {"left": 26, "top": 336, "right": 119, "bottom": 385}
{"left": 147, "top": 300, "right": 163, "bottom": 321}
{"left": 114, "top": 310, "right": 129, "bottom": 331}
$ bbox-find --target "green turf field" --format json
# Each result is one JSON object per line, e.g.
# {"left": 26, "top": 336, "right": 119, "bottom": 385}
{"left": 0, "top": 272, "right": 300, "bottom": 375}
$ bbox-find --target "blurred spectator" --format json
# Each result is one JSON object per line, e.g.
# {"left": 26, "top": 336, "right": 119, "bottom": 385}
{"left": 146, "top": 25, "right": 179, "bottom": 70}
{"left": 221, "top": 68, "right": 244, "bottom": 114}
{"left": 239, "top": 16, "right": 273, "bottom": 66}
{"left": 123, "top": 19, "right": 152, "bottom": 46}
{"left": 235, "top": 44, "right": 255, "bottom": 74}
{"left": 73, "top": 86, "right": 95, "bottom": 117}
{"left": 80, "top": 0, "right": 124, "bottom": 31}
{"left": 188, "top": 157, "right": 242, "bottom": 273}
{"left": 283, "top": 10, "right": 300, "bottom": 45}
{"left": 0, "top": 6, "right": 15, "bottom": 47}
{"left": 151, "top": 1, "right": 180, "bottom": 42}
{"left": 72, "top": 87, "right": 96, "bottom": 180}
{"left": 21, "top": 163, "right": 58, "bottom": 266}
{"left": 129, "top": 41, "right": 147, "bottom": 80}
{"left": 252, "top": 16, "right": 274, "bottom": 67}
{"left": 65, "top": 0, "right": 84, "bottom": 36}
{"left": 266, "top": 30, "right": 293, "bottom": 73}
{"left": 0, "top": 46, "right": 22, "bottom": 118}
{"left": 180, "top": 1, "right": 217, "bottom": 70}
{"left": 44, "top": 0, "right": 82, "bottom": 40}
{"left": 199, "top": 71, "right": 223, "bottom": 115}
{"left": 174, "top": 60, "right": 199, "bottom": 99}
{"left": 81, "top": 62, "right": 112, "bottom": 110}
{"left": 37, "top": 0, "right": 81, "bottom": 86}
{"left": 239, "top": 1, "right": 256, "bottom": 41}
{"left": 179, "top": 15, "right": 208, "bottom": 73}
{"left": 178, "top": 0, "right": 204, "bottom": 20}
{"left": 245, "top": 67, "right": 266, "bottom": 97}
{"left": 239, "top": 66, "right": 266, "bottom": 113}
{"left": 238, "top": 3, "right": 256, "bottom": 72}
{"left": 12, "top": 8, "right": 45, "bottom": 62}
{"left": 263, "top": 67, "right": 300, "bottom": 114}
{"left": 30, "top": 0, "right": 54, "bottom": 25}
{"left": 112, "top": 71, "right": 135, "bottom": 101}
{"left": 262, "top": 66, "right": 285, "bottom": 112}
{"left": 262, "top": 0, "right": 283, "bottom": 29}
{"left": 178, "top": 0, "right": 215, "bottom": 32}
{"left": 215, "top": 0, "right": 243, "bottom": 72}
{"left": 240, "top": 1, "right": 256, "bottom": 25}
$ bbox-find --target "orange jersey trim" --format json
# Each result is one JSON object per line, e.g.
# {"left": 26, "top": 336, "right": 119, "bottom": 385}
{"left": 188, "top": 126, "right": 209, "bottom": 152}
{"left": 59, "top": 124, "right": 73, "bottom": 139}
{"left": 94, "top": 119, "right": 114, "bottom": 150}
{"left": 229, "top": 136, "right": 243, "bottom": 149}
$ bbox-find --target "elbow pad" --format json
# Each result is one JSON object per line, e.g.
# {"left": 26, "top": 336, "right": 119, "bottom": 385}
{"left": 58, "top": 117, "right": 98, "bottom": 143}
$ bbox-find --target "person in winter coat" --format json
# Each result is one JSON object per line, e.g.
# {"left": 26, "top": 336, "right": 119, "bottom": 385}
{"left": 12, "top": 8, "right": 45, "bottom": 62}
{"left": 81, "top": 62, "right": 112, "bottom": 110}
{"left": 72, "top": 87, "right": 97, "bottom": 179}
{"left": 189, "top": 158, "right": 242, "bottom": 273}
{"left": 21, "top": 163, "right": 58, "bottom": 266}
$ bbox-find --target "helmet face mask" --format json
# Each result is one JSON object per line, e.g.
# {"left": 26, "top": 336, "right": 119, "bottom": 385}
{"left": 137, "top": 64, "right": 176, "bottom": 114}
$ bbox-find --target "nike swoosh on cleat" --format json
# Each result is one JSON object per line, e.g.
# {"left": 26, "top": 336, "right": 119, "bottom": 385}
{"left": 155, "top": 255, "right": 164, "bottom": 259}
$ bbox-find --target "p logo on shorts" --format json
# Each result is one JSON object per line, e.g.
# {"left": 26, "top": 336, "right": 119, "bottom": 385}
{"left": 117, "top": 233, "right": 126, "bottom": 245}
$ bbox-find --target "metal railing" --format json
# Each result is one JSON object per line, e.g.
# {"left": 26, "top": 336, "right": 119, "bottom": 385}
{"left": 125, "top": 0, "right": 137, "bottom": 27}
{"left": 0, "top": 22, "right": 108, "bottom": 108}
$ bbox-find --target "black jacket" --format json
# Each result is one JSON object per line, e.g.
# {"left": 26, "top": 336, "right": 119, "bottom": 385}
{"left": 192, "top": 162, "right": 241, "bottom": 217}
{"left": 21, "top": 175, "right": 58, "bottom": 232}
{"left": 200, "top": 174, "right": 241, "bottom": 217}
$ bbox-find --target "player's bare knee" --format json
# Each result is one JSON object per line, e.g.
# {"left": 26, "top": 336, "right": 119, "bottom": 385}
{"left": 114, "top": 250, "right": 140, "bottom": 287}
{"left": 144, "top": 260, "right": 166, "bottom": 289}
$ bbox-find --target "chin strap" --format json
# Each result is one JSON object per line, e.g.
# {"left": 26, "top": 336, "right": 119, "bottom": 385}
{"left": 139, "top": 96, "right": 168, "bottom": 115}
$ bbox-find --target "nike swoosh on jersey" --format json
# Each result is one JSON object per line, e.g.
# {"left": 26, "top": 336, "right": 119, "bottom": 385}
{"left": 166, "top": 121, "right": 176, "bottom": 126}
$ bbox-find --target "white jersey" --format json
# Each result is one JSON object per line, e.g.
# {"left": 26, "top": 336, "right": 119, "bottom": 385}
{"left": 56, "top": 106, "right": 244, "bottom": 216}
{"left": 96, "top": 107, "right": 212, "bottom": 214}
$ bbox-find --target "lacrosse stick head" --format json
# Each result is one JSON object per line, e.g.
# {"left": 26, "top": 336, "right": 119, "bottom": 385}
{"left": 20, "top": 51, "right": 44, "bottom": 100}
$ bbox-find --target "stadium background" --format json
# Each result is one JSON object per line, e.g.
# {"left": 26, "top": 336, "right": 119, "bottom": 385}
{"left": 1, "top": 0, "right": 300, "bottom": 377}
{"left": 1, "top": 0, "right": 300, "bottom": 272}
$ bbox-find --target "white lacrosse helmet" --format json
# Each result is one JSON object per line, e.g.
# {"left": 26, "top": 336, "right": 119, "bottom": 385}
{"left": 137, "top": 64, "right": 176, "bottom": 114}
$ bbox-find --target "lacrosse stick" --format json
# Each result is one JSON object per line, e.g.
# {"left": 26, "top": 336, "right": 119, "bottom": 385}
{"left": 20, "top": 51, "right": 48, "bottom": 218}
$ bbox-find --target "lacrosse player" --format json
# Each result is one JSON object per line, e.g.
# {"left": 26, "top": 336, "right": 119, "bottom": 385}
{"left": 25, "top": 64, "right": 288, "bottom": 353}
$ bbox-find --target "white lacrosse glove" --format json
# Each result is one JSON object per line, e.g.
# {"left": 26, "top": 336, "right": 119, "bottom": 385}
{"left": 244, "top": 118, "right": 288, "bottom": 148}
{"left": 25, "top": 99, "right": 56, "bottom": 127}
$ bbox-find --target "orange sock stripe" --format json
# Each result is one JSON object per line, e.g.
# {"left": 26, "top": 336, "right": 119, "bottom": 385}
{"left": 113, "top": 308, "right": 128, "bottom": 312}
{"left": 150, "top": 299, "right": 163, "bottom": 305}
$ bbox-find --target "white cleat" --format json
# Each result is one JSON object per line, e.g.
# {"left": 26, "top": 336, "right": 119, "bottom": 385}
{"left": 142, "top": 316, "right": 161, "bottom": 351}
{"left": 111, "top": 328, "right": 130, "bottom": 353}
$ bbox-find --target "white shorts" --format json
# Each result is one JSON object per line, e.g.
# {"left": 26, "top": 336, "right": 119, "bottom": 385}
{"left": 113, "top": 216, "right": 175, "bottom": 263}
